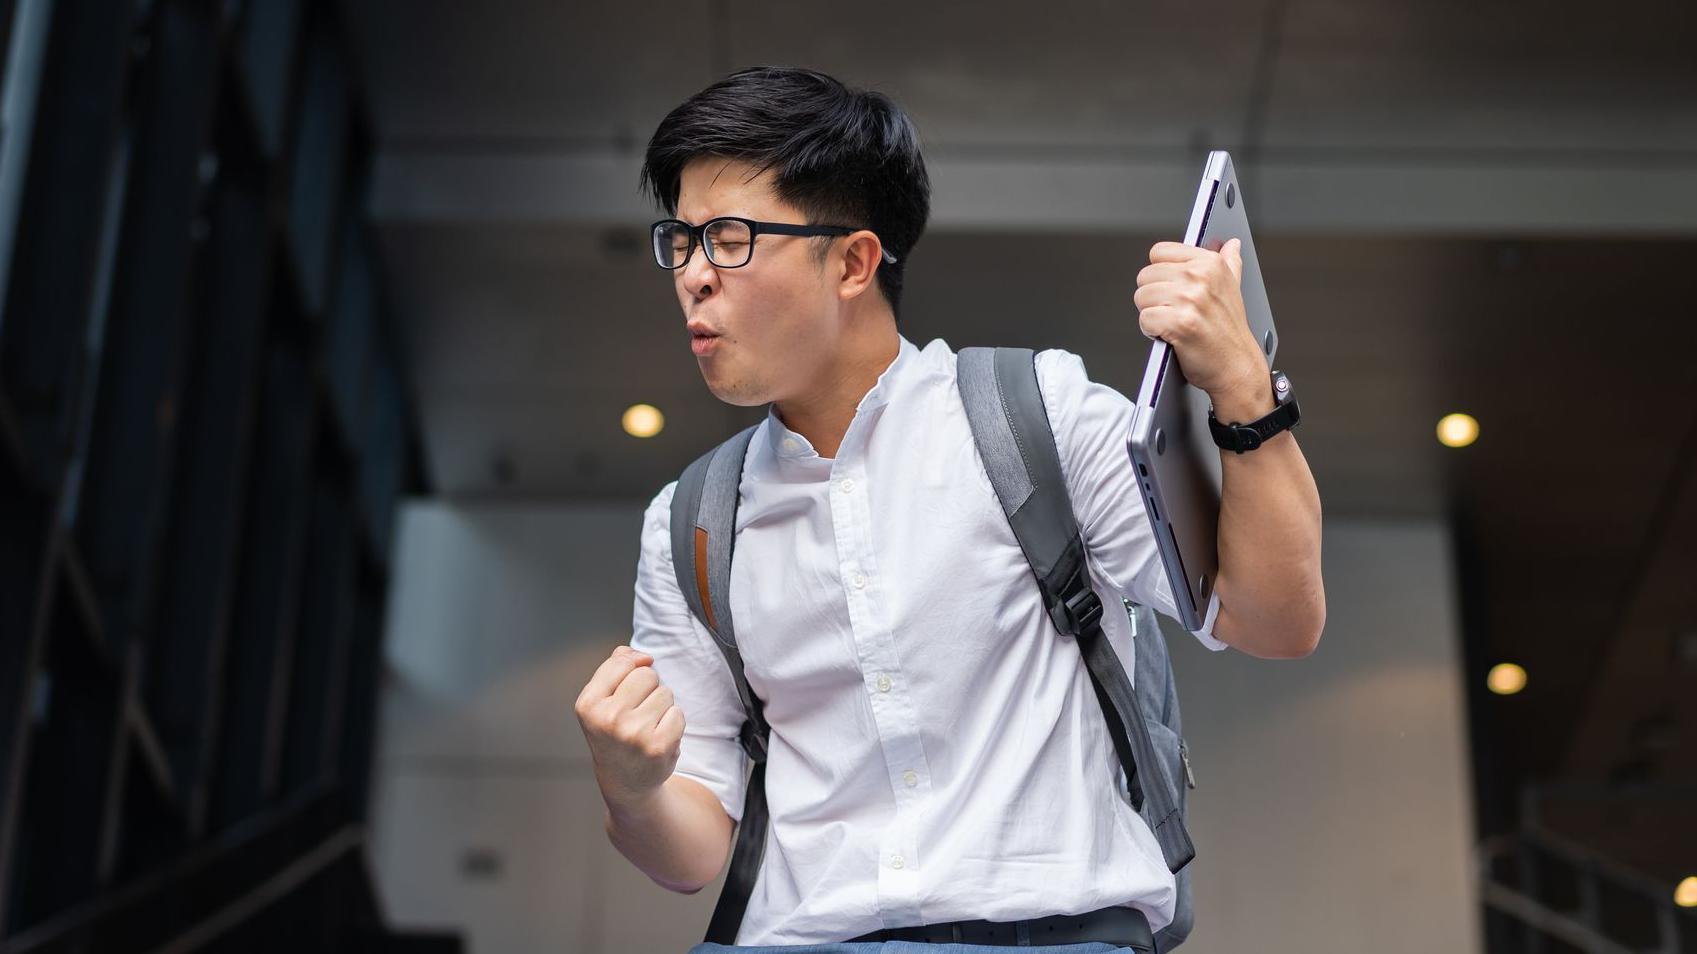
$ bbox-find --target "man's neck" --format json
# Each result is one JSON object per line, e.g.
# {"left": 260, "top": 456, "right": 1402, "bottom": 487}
{"left": 773, "top": 323, "right": 900, "bottom": 461}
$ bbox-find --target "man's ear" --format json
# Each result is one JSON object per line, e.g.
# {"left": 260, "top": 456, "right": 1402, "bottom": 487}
{"left": 835, "top": 230, "right": 884, "bottom": 302}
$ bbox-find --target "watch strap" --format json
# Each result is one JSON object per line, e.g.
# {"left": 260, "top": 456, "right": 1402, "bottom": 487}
{"left": 1208, "top": 371, "right": 1301, "bottom": 453}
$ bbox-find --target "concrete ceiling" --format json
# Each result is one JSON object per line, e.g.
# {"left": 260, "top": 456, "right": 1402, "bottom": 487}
{"left": 342, "top": 0, "right": 1697, "bottom": 888}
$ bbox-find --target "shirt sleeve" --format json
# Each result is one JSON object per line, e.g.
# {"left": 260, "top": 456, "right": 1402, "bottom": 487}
{"left": 1034, "top": 348, "right": 1229, "bottom": 652}
{"left": 630, "top": 480, "right": 752, "bottom": 821}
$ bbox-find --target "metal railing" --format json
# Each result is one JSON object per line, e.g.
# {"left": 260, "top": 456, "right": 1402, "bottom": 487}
{"left": 1478, "top": 823, "right": 1694, "bottom": 954}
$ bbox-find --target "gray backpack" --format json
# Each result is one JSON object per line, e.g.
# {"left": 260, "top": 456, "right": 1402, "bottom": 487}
{"left": 669, "top": 346, "right": 1198, "bottom": 950}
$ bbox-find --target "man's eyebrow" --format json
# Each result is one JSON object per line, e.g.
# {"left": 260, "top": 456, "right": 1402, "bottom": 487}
{"left": 674, "top": 208, "right": 755, "bottom": 224}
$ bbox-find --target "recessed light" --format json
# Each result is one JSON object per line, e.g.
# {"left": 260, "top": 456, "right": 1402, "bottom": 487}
{"left": 1676, "top": 876, "right": 1697, "bottom": 908}
{"left": 1437, "top": 413, "right": 1479, "bottom": 448}
{"left": 1487, "top": 663, "right": 1527, "bottom": 696}
{"left": 623, "top": 403, "right": 664, "bottom": 438}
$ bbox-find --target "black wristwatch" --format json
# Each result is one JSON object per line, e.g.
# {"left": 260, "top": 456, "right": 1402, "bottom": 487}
{"left": 1208, "top": 370, "right": 1301, "bottom": 454}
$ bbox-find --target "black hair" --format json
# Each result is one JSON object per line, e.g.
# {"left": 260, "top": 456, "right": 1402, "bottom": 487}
{"left": 639, "top": 66, "right": 931, "bottom": 320}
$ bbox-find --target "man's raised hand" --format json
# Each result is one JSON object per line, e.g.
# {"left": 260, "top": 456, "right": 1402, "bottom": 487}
{"left": 575, "top": 645, "right": 687, "bottom": 807}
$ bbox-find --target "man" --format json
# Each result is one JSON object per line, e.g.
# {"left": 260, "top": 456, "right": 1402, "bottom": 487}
{"left": 575, "top": 66, "right": 1325, "bottom": 952}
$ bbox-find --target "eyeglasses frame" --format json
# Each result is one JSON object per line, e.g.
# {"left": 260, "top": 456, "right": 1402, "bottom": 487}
{"left": 650, "top": 215, "right": 899, "bottom": 270}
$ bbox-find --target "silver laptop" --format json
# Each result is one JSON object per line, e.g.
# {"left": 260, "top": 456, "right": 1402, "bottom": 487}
{"left": 1125, "top": 151, "right": 1278, "bottom": 633}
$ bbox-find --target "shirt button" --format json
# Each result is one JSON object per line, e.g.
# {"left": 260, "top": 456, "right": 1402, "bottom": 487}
{"left": 782, "top": 437, "right": 799, "bottom": 452}
{"left": 839, "top": 478, "right": 855, "bottom": 493}
{"left": 890, "top": 854, "right": 905, "bottom": 870}
{"left": 852, "top": 572, "right": 867, "bottom": 589}
{"left": 875, "top": 674, "right": 892, "bottom": 693}
{"left": 903, "top": 770, "right": 918, "bottom": 788}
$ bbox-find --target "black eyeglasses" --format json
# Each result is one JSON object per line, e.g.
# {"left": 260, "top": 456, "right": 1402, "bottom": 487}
{"left": 651, "top": 216, "right": 898, "bottom": 270}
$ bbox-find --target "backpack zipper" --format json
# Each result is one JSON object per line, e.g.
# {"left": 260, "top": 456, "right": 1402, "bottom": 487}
{"left": 1123, "top": 597, "right": 1194, "bottom": 790}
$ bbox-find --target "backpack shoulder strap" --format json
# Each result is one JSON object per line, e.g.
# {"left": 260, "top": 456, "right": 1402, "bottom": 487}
{"left": 669, "top": 423, "right": 766, "bottom": 746}
{"left": 667, "top": 423, "right": 770, "bottom": 945}
{"left": 956, "top": 346, "right": 1195, "bottom": 874}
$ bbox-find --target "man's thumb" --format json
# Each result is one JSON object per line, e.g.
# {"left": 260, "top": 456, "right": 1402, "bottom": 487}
{"left": 1223, "top": 238, "right": 1243, "bottom": 280}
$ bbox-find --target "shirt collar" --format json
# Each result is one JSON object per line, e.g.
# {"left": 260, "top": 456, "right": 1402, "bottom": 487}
{"left": 766, "top": 334, "right": 918, "bottom": 460}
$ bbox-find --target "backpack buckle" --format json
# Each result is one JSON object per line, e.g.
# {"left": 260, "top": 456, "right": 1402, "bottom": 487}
{"left": 1049, "top": 575, "right": 1104, "bottom": 637}
{"left": 737, "top": 719, "right": 769, "bottom": 764}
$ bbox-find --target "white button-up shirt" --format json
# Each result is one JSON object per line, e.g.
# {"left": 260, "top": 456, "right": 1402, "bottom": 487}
{"left": 631, "top": 335, "right": 1224, "bottom": 946}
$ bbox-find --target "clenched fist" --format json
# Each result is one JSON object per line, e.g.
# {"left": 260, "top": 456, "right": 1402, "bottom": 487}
{"left": 575, "top": 645, "right": 686, "bottom": 807}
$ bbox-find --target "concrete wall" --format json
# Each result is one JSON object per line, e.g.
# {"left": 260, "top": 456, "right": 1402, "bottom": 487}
{"left": 1161, "top": 520, "right": 1480, "bottom": 953}
{"left": 368, "top": 501, "right": 1480, "bottom": 954}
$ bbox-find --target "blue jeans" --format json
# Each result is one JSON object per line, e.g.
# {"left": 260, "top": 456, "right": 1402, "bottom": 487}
{"left": 685, "top": 937, "right": 1140, "bottom": 943}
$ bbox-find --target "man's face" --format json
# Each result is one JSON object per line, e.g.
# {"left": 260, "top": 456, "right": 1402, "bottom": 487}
{"left": 672, "top": 157, "right": 841, "bottom": 407}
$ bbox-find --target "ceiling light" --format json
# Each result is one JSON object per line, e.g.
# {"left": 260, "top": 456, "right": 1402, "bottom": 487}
{"left": 1437, "top": 413, "right": 1479, "bottom": 448}
{"left": 622, "top": 403, "right": 664, "bottom": 439}
{"left": 1487, "top": 663, "right": 1527, "bottom": 696}
{"left": 1676, "top": 876, "right": 1697, "bottom": 908}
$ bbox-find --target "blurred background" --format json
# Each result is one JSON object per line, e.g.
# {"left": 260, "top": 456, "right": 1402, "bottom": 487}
{"left": 1, "top": 1, "right": 1695, "bottom": 952}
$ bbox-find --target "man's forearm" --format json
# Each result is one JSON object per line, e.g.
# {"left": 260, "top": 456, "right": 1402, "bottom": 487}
{"left": 604, "top": 774, "right": 734, "bottom": 894}
{"left": 1209, "top": 380, "right": 1326, "bottom": 658}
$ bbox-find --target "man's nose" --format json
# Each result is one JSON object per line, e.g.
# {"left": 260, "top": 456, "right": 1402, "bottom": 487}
{"left": 682, "top": 245, "right": 717, "bottom": 297}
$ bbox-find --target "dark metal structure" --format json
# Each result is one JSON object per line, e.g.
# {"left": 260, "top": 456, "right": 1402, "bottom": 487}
{"left": 0, "top": 0, "right": 447, "bottom": 949}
